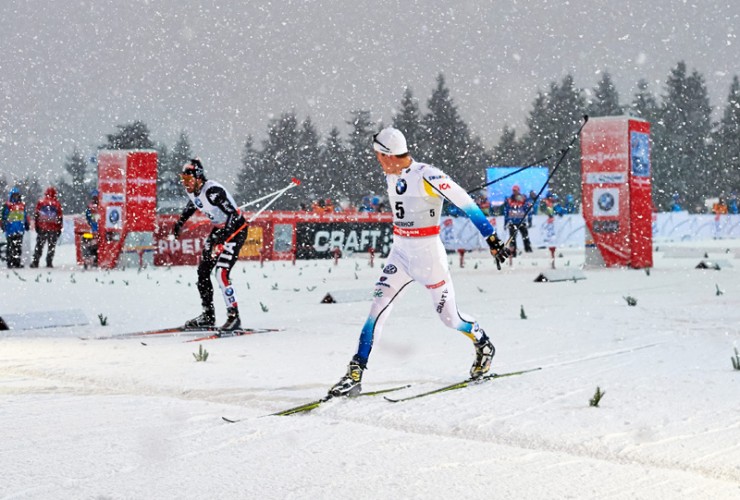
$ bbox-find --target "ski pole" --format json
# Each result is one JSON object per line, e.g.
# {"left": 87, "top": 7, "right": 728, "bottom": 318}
{"left": 467, "top": 151, "right": 570, "bottom": 194}
{"left": 503, "top": 115, "right": 589, "bottom": 250}
{"left": 220, "top": 178, "right": 302, "bottom": 247}
{"left": 245, "top": 177, "right": 301, "bottom": 223}
{"left": 238, "top": 180, "right": 301, "bottom": 210}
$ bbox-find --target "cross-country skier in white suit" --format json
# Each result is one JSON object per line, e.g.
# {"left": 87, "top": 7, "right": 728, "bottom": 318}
{"left": 329, "top": 127, "right": 511, "bottom": 397}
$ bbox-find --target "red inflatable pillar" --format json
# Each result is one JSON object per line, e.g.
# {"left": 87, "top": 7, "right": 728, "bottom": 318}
{"left": 96, "top": 150, "right": 157, "bottom": 269}
{"left": 581, "top": 117, "right": 652, "bottom": 268}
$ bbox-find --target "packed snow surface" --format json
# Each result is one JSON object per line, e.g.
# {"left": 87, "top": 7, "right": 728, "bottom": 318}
{"left": 2, "top": 242, "right": 739, "bottom": 499}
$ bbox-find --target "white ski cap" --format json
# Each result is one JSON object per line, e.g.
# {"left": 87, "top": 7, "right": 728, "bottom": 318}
{"left": 372, "top": 127, "right": 408, "bottom": 156}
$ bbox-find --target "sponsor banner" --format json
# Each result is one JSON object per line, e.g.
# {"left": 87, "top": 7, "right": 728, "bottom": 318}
{"left": 585, "top": 172, "right": 627, "bottom": 184}
{"left": 630, "top": 131, "right": 650, "bottom": 177}
{"left": 105, "top": 206, "right": 123, "bottom": 229}
{"left": 295, "top": 222, "right": 393, "bottom": 259}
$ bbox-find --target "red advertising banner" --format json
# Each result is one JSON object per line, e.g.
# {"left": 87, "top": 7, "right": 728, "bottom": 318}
{"left": 628, "top": 119, "right": 652, "bottom": 268}
{"left": 154, "top": 211, "right": 393, "bottom": 266}
{"left": 125, "top": 152, "right": 158, "bottom": 232}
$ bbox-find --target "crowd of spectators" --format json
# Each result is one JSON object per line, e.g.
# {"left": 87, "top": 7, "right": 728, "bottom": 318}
{"left": 301, "top": 194, "right": 389, "bottom": 214}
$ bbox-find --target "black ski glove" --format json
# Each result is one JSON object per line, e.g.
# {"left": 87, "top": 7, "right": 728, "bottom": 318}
{"left": 486, "top": 233, "right": 510, "bottom": 269}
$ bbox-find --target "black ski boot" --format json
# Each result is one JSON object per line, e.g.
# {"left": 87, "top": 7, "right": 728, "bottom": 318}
{"left": 470, "top": 332, "right": 495, "bottom": 379}
{"left": 329, "top": 356, "right": 364, "bottom": 397}
{"left": 184, "top": 306, "right": 216, "bottom": 329}
{"left": 221, "top": 307, "right": 241, "bottom": 331}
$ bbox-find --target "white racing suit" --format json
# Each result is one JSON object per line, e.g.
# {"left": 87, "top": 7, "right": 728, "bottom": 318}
{"left": 354, "top": 160, "right": 498, "bottom": 366}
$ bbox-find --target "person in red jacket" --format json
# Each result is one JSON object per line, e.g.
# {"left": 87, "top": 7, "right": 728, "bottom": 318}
{"left": 31, "top": 187, "right": 64, "bottom": 268}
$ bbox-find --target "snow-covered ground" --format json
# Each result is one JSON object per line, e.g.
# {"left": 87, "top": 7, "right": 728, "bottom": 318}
{"left": 2, "top": 241, "right": 739, "bottom": 499}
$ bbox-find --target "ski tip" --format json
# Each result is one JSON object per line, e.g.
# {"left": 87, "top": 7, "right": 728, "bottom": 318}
{"left": 291, "top": 177, "right": 301, "bottom": 185}
{"left": 383, "top": 396, "right": 401, "bottom": 403}
{"left": 222, "top": 416, "right": 239, "bottom": 423}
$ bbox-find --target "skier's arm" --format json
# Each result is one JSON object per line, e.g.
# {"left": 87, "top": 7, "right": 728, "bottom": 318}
{"left": 422, "top": 169, "right": 494, "bottom": 238}
{"left": 423, "top": 168, "right": 509, "bottom": 266}
{"left": 173, "top": 201, "right": 196, "bottom": 238}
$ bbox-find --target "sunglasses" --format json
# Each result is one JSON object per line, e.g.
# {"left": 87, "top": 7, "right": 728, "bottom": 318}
{"left": 372, "top": 133, "right": 391, "bottom": 154}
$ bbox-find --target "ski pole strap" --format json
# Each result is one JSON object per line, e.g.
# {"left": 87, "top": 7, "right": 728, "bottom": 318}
{"left": 393, "top": 225, "right": 440, "bottom": 237}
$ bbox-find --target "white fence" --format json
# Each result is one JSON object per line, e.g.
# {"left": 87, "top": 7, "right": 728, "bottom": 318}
{"left": 440, "top": 212, "right": 740, "bottom": 251}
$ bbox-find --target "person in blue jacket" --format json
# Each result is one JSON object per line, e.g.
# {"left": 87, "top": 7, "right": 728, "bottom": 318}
{"left": 1, "top": 187, "right": 30, "bottom": 268}
{"left": 503, "top": 185, "right": 532, "bottom": 255}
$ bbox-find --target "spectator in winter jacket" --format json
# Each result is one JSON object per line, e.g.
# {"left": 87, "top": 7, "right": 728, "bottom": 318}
{"left": 82, "top": 190, "right": 100, "bottom": 268}
{"left": 503, "top": 184, "right": 532, "bottom": 255}
{"left": 712, "top": 197, "right": 729, "bottom": 215}
{"left": 1, "top": 187, "right": 30, "bottom": 268}
{"left": 31, "top": 186, "right": 64, "bottom": 268}
{"left": 670, "top": 193, "right": 683, "bottom": 212}
{"left": 728, "top": 192, "right": 739, "bottom": 214}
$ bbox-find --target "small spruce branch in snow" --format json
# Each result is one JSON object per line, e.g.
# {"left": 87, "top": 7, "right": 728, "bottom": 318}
{"left": 193, "top": 345, "right": 209, "bottom": 362}
{"left": 623, "top": 295, "right": 637, "bottom": 306}
{"left": 260, "top": 302, "right": 269, "bottom": 312}
{"left": 98, "top": 314, "right": 108, "bottom": 326}
{"left": 716, "top": 284, "right": 724, "bottom": 296}
{"left": 589, "top": 386, "right": 605, "bottom": 407}
{"left": 732, "top": 348, "right": 740, "bottom": 371}
{"left": 520, "top": 305, "right": 527, "bottom": 319}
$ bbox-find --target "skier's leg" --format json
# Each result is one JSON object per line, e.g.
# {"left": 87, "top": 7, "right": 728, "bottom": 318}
{"left": 214, "top": 228, "right": 248, "bottom": 330}
{"left": 329, "top": 253, "right": 412, "bottom": 397}
{"left": 425, "top": 273, "right": 485, "bottom": 341}
{"left": 417, "top": 238, "right": 495, "bottom": 378}
{"left": 186, "top": 232, "right": 218, "bottom": 327}
{"left": 355, "top": 261, "right": 413, "bottom": 367}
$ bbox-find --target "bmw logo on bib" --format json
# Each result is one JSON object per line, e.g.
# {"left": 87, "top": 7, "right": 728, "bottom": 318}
{"left": 396, "top": 179, "right": 407, "bottom": 195}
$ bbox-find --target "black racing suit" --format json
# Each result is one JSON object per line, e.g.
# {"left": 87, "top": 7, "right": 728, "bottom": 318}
{"left": 174, "top": 180, "right": 248, "bottom": 313}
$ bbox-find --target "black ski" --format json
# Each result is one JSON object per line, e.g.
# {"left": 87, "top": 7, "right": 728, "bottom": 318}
{"left": 221, "top": 384, "right": 412, "bottom": 423}
{"left": 383, "top": 367, "right": 542, "bottom": 403}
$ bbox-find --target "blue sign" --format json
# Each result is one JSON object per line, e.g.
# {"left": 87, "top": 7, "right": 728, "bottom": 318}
{"left": 485, "top": 166, "right": 549, "bottom": 205}
{"left": 630, "top": 132, "right": 650, "bottom": 177}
